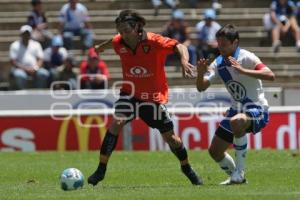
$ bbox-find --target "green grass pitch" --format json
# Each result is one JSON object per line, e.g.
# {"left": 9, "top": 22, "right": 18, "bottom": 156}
{"left": 0, "top": 150, "right": 300, "bottom": 200}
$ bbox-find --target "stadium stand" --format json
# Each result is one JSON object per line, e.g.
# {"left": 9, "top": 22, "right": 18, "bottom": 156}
{"left": 0, "top": 0, "right": 299, "bottom": 90}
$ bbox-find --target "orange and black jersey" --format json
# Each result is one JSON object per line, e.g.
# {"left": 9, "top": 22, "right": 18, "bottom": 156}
{"left": 112, "top": 32, "right": 178, "bottom": 104}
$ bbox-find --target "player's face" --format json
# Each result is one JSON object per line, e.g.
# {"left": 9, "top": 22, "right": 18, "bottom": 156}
{"left": 116, "top": 22, "right": 138, "bottom": 40}
{"left": 217, "top": 37, "right": 238, "bottom": 57}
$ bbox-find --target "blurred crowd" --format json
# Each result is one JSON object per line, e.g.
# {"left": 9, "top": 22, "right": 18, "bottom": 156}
{"left": 9, "top": 0, "right": 109, "bottom": 90}
{"left": 8, "top": 0, "right": 300, "bottom": 90}
{"left": 9, "top": 0, "right": 225, "bottom": 90}
{"left": 263, "top": 0, "right": 300, "bottom": 53}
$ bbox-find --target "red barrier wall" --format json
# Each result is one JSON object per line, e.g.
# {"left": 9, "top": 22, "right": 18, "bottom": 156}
{"left": 0, "top": 112, "right": 299, "bottom": 151}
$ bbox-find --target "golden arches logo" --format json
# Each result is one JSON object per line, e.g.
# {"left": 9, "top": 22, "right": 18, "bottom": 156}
{"left": 57, "top": 116, "right": 107, "bottom": 151}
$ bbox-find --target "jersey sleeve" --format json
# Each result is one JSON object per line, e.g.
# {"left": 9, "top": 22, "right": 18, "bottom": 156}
{"left": 153, "top": 34, "right": 178, "bottom": 55}
{"left": 243, "top": 52, "right": 265, "bottom": 70}
{"left": 204, "top": 60, "right": 218, "bottom": 84}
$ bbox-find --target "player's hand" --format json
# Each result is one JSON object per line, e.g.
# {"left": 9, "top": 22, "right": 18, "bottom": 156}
{"left": 227, "top": 56, "right": 244, "bottom": 73}
{"left": 181, "top": 61, "right": 195, "bottom": 78}
{"left": 197, "top": 58, "right": 209, "bottom": 74}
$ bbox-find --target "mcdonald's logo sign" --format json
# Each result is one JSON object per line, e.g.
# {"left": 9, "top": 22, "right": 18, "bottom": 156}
{"left": 57, "top": 116, "right": 107, "bottom": 151}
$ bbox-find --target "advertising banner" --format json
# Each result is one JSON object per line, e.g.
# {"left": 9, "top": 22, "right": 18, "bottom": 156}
{"left": 0, "top": 87, "right": 282, "bottom": 110}
{"left": 1, "top": 111, "right": 299, "bottom": 151}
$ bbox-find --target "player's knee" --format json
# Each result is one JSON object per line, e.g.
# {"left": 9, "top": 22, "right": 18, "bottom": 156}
{"left": 114, "top": 114, "right": 128, "bottom": 125}
{"left": 163, "top": 132, "right": 182, "bottom": 148}
{"left": 116, "top": 118, "right": 126, "bottom": 126}
{"left": 230, "top": 114, "right": 247, "bottom": 136}
{"left": 169, "top": 136, "right": 182, "bottom": 148}
{"left": 109, "top": 118, "right": 126, "bottom": 135}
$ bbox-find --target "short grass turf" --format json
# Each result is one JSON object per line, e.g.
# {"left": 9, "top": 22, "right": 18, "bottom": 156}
{"left": 0, "top": 150, "right": 300, "bottom": 200}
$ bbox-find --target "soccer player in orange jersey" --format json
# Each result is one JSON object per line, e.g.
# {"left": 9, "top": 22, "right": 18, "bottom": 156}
{"left": 88, "top": 9, "right": 202, "bottom": 186}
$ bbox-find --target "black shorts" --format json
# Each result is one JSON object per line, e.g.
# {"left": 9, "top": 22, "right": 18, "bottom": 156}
{"left": 215, "top": 123, "right": 254, "bottom": 144}
{"left": 215, "top": 126, "right": 234, "bottom": 143}
{"left": 114, "top": 92, "right": 174, "bottom": 134}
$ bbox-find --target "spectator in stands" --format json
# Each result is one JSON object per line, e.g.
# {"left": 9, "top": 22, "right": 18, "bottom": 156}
{"left": 10, "top": 25, "right": 49, "bottom": 90}
{"left": 196, "top": 9, "right": 221, "bottom": 59}
{"left": 151, "top": 0, "right": 179, "bottom": 16}
{"left": 264, "top": 0, "right": 300, "bottom": 52}
{"left": 162, "top": 10, "right": 197, "bottom": 67}
{"left": 59, "top": 0, "right": 94, "bottom": 52}
{"left": 55, "top": 56, "right": 77, "bottom": 90}
{"left": 80, "top": 47, "right": 109, "bottom": 89}
{"left": 27, "top": 0, "right": 52, "bottom": 48}
{"left": 44, "top": 35, "right": 68, "bottom": 83}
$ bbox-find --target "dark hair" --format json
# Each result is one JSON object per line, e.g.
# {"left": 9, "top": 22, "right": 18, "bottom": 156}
{"left": 31, "top": 0, "right": 41, "bottom": 6}
{"left": 115, "top": 9, "right": 146, "bottom": 27}
{"left": 216, "top": 24, "right": 239, "bottom": 42}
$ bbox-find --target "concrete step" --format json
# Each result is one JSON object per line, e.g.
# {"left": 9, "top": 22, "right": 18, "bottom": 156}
{"left": 0, "top": 8, "right": 269, "bottom": 19}
{"left": 0, "top": 13, "right": 265, "bottom": 30}
{"left": 0, "top": 0, "right": 272, "bottom": 12}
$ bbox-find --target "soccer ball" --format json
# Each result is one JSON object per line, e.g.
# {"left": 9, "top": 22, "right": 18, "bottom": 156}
{"left": 60, "top": 168, "right": 84, "bottom": 191}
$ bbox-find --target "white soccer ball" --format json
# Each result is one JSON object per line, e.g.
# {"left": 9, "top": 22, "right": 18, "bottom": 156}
{"left": 60, "top": 168, "right": 84, "bottom": 191}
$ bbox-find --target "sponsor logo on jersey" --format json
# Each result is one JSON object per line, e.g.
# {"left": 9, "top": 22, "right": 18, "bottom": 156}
{"left": 226, "top": 80, "right": 246, "bottom": 102}
{"left": 126, "top": 66, "right": 154, "bottom": 78}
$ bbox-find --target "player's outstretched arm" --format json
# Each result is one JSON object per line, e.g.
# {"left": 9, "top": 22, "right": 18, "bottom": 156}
{"left": 227, "top": 57, "right": 275, "bottom": 81}
{"left": 174, "top": 43, "right": 194, "bottom": 78}
{"left": 94, "top": 39, "right": 113, "bottom": 53}
{"left": 196, "top": 58, "right": 211, "bottom": 92}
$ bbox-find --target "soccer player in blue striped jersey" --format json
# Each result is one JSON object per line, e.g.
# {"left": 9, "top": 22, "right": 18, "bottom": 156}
{"left": 196, "top": 24, "right": 275, "bottom": 184}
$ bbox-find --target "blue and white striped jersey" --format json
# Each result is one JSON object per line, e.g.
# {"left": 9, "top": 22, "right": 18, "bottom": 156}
{"left": 204, "top": 47, "right": 268, "bottom": 109}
